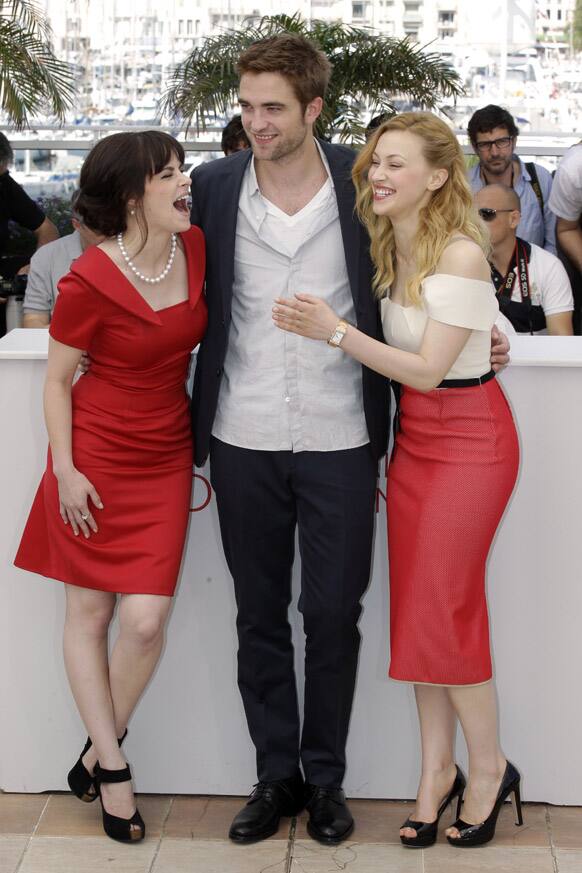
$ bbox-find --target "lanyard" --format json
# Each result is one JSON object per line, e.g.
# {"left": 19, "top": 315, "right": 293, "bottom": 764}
{"left": 497, "top": 240, "right": 530, "bottom": 303}
{"left": 496, "top": 240, "right": 539, "bottom": 334}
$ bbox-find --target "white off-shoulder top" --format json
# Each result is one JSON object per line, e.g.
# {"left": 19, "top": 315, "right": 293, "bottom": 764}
{"left": 380, "top": 274, "right": 499, "bottom": 380}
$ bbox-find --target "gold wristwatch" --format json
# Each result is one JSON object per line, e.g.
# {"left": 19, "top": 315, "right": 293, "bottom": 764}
{"left": 327, "top": 320, "right": 349, "bottom": 348}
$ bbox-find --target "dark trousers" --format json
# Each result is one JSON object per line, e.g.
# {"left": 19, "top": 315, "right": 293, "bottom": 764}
{"left": 210, "top": 438, "right": 377, "bottom": 788}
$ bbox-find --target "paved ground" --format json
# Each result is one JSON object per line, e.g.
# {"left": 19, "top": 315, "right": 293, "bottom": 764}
{"left": 1, "top": 793, "right": 580, "bottom": 872}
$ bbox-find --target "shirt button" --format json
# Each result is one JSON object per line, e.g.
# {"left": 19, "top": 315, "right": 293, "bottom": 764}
{"left": 216, "top": 367, "right": 223, "bottom": 377}
{"left": 285, "top": 396, "right": 291, "bottom": 403}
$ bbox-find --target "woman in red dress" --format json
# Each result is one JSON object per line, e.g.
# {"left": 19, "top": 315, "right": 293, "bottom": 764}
{"left": 272, "top": 113, "right": 521, "bottom": 849}
{"left": 15, "top": 131, "right": 207, "bottom": 842}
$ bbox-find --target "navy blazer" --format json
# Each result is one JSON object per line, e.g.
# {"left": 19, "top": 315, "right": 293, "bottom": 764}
{"left": 190, "top": 140, "right": 391, "bottom": 466}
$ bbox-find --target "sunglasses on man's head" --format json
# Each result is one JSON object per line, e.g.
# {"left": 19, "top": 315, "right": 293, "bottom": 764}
{"left": 478, "top": 207, "right": 515, "bottom": 222}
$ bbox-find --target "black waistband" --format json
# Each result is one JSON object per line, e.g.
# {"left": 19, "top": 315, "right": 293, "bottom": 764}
{"left": 436, "top": 369, "right": 496, "bottom": 389}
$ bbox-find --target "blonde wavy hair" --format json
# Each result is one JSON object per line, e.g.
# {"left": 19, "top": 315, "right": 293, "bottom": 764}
{"left": 353, "top": 111, "right": 488, "bottom": 305}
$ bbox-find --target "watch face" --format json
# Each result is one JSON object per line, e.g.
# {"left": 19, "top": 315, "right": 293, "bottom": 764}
{"left": 328, "top": 320, "right": 347, "bottom": 346}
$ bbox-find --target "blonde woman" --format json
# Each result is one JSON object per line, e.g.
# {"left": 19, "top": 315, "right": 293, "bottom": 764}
{"left": 272, "top": 112, "right": 521, "bottom": 848}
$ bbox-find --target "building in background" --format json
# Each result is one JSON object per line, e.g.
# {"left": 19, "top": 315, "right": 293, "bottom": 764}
{"left": 36, "top": 1, "right": 573, "bottom": 123}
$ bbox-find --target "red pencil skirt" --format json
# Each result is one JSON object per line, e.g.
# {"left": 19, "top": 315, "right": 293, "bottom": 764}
{"left": 387, "top": 377, "right": 519, "bottom": 686}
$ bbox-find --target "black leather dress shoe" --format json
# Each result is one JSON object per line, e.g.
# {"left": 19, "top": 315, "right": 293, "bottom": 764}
{"left": 305, "top": 785, "right": 354, "bottom": 844}
{"left": 229, "top": 774, "right": 305, "bottom": 843}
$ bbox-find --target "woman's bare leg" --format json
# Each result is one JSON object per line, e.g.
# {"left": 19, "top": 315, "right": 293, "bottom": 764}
{"left": 63, "top": 585, "right": 123, "bottom": 803}
{"left": 400, "top": 685, "right": 458, "bottom": 839}
{"left": 108, "top": 593, "right": 172, "bottom": 726}
{"left": 66, "top": 588, "right": 171, "bottom": 824}
{"left": 82, "top": 594, "right": 172, "bottom": 818}
{"left": 445, "top": 681, "right": 507, "bottom": 838}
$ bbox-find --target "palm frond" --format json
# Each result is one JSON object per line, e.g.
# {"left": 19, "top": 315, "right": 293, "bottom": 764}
{"left": 0, "top": 0, "right": 50, "bottom": 41}
{"left": 0, "top": 1, "right": 75, "bottom": 126}
{"left": 161, "top": 14, "right": 464, "bottom": 142}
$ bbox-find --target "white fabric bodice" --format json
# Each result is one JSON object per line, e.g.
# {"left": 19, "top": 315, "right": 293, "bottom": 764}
{"left": 380, "top": 274, "right": 499, "bottom": 380}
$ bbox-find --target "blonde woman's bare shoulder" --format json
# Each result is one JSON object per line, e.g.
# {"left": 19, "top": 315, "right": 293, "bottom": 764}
{"left": 436, "top": 237, "right": 491, "bottom": 283}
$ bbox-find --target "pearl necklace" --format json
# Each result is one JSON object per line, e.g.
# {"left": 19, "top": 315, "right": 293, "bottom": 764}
{"left": 116, "top": 232, "right": 177, "bottom": 284}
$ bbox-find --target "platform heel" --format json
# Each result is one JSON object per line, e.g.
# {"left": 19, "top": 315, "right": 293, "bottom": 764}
{"left": 446, "top": 760, "right": 522, "bottom": 848}
{"left": 67, "top": 729, "right": 128, "bottom": 803}
{"left": 400, "top": 765, "right": 466, "bottom": 848}
{"left": 94, "top": 762, "right": 145, "bottom": 843}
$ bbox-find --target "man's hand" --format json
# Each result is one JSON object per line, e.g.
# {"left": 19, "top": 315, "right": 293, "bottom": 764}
{"left": 16, "top": 264, "right": 30, "bottom": 276}
{"left": 78, "top": 352, "right": 90, "bottom": 375}
{"left": 490, "top": 326, "right": 510, "bottom": 372}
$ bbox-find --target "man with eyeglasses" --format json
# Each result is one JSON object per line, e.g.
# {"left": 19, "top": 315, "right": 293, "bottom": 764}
{"left": 467, "top": 105, "right": 556, "bottom": 255}
{"left": 474, "top": 184, "right": 573, "bottom": 335}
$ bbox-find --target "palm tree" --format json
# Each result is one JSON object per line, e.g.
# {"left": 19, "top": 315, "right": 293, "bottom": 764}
{"left": 161, "top": 13, "right": 464, "bottom": 142}
{"left": 0, "top": 0, "right": 75, "bottom": 127}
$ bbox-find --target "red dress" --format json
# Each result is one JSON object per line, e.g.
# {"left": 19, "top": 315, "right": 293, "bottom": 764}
{"left": 14, "top": 227, "right": 207, "bottom": 596}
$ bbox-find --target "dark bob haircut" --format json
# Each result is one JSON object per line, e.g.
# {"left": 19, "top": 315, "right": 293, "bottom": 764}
{"left": 75, "top": 130, "right": 185, "bottom": 237}
{"left": 467, "top": 105, "right": 519, "bottom": 148}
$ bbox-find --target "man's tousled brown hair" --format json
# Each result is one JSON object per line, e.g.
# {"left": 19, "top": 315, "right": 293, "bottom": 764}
{"left": 237, "top": 34, "right": 332, "bottom": 110}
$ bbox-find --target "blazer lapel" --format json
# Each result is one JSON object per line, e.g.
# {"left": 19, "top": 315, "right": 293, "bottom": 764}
{"left": 218, "top": 150, "right": 252, "bottom": 316}
{"left": 321, "top": 141, "right": 361, "bottom": 310}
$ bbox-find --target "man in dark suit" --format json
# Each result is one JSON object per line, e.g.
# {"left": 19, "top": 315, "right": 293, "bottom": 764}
{"left": 190, "top": 33, "right": 387, "bottom": 845}
{"left": 190, "top": 33, "right": 508, "bottom": 845}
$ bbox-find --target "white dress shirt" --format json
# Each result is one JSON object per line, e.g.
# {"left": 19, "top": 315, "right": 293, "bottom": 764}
{"left": 212, "top": 142, "right": 369, "bottom": 452}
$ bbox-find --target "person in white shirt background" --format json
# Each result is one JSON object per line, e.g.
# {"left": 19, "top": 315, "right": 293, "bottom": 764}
{"left": 549, "top": 142, "right": 582, "bottom": 334}
{"left": 474, "top": 184, "right": 573, "bottom": 335}
{"left": 23, "top": 190, "right": 105, "bottom": 328}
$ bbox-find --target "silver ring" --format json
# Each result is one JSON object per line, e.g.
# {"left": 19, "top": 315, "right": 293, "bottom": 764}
{"left": 80, "top": 513, "right": 89, "bottom": 521}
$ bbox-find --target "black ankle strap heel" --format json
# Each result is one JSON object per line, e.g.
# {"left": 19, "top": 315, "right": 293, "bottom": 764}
{"left": 94, "top": 761, "right": 145, "bottom": 843}
{"left": 67, "top": 729, "right": 128, "bottom": 803}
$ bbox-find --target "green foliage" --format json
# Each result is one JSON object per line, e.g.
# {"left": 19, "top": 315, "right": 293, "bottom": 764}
{"left": 0, "top": 0, "right": 75, "bottom": 127}
{"left": 572, "top": 0, "right": 582, "bottom": 52}
{"left": 161, "top": 13, "right": 464, "bottom": 143}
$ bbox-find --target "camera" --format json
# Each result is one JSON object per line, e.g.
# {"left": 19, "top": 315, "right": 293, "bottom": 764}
{"left": 0, "top": 272, "right": 27, "bottom": 332}
{"left": 0, "top": 273, "right": 27, "bottom": 297}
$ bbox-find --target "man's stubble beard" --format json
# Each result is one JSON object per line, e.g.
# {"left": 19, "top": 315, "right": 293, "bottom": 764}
{"left": 483, "top": 154, "right": 514, "bottom": 177}
{"left": 256, "top": 123, "right": 310, "bottom": 164}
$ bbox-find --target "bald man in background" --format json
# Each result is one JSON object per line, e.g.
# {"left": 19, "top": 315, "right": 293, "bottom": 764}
{"left": 475, "top": 184, "right": 573, "bottom": 335}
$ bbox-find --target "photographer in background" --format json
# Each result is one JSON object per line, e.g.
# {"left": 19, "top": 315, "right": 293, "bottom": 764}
{"left": 475, "top": 184, "right": 573, "bottom": 335}
{"left": 0, "top": 132, "right": 59, "bottom": 334}
{"left": 23, "top": 190, "right": 104, "bottom": 328}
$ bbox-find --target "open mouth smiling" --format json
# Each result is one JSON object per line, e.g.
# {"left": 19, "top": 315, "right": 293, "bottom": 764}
{"left": 173, "top": 193, "right": 191, "bottom": 214}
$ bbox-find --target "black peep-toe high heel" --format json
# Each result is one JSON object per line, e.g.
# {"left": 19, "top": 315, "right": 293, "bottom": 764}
{"left": 94, "top": 762, "right": 145, "bottom": 843}
{"left": 400, "top": 765, "right": 466, "bottom": 848}
{"left": 67, "top": 729, "right": 128, "bottom": 803}
{"left": 446, "top": 760, "right": 523, "bottom": 848}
